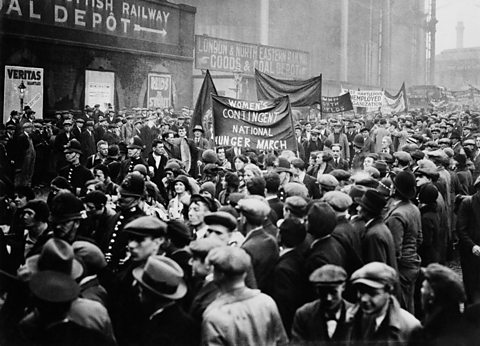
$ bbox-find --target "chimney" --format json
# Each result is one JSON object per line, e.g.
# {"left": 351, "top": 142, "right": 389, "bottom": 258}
{"left": 456, "top": 21, "right": 464, "bottom": 49}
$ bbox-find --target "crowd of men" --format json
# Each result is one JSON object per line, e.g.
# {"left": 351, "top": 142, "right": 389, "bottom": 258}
{"left": 1, "top": 104, "right": 480, "bottom": 345}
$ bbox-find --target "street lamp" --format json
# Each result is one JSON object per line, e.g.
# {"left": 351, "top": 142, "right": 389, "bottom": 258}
{"left": 233, "top": 69, "right": 243, "bottom": 99}
{"left": 18, "top": 80, "right": 26, "bottom": 111}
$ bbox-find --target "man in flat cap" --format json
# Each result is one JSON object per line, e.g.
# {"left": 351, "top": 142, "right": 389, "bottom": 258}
{"left": 204, "top": 211, "right": 242, "bottom": 246}
{"left": 202, "top": 246, "right": 287, "bottom": 345}
{"left": 292, "top": 265, "right": 352, "bottom": 344}
{"left": 347, "top": 262, "right": 420, "bottom": 346}
{"left": 237, "top": 198, "right": 279, "bottom": 293}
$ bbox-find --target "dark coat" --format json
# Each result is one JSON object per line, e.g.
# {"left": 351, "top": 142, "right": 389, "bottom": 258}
{"left": 292, "top": 299, "right": 352, "bottom": 344}
{"left": 80, "top": 129, "right": 97, "bottom": 159}
{"left": 303, "top": 139, "right": 324, "bottom": 161}
{"left": 147, "top": 152, "right": 168, "bottom": 188}
{"left": 305, "top": 235, "right": 347, "bottom": 276}
{"left": 241, "top": 227, "right": 279, "bottom": 293}
{"left": 457, "top": 192, "right": 480, "bottom": 303}
{"left": 270, "top": 248, "right": 310, "bottom": 335}
{"left": 59, "top": 164, "right": 94, "bottom": 195}
{"left": 331, "top": 216, "right": 363, "bottom": 275}
{"left": 362, "top": 217, "right": 398, "bottom": 270}
{"left": 331, "top": 157, "right": 350, "bottom": 171}
{"left": 140, "top": 303, "right": 199, "bottom": 346}
{"left": 418, "top": 204, "right": 440, "bottom": 266}
{"left": 117, "top": 156, "right": 147, "bottom": 182}
{"left": 268, "top": 197, "right": 284, "bottom": 221}
{"left": 303, "top": 173, "right": 321, "bottom": 199}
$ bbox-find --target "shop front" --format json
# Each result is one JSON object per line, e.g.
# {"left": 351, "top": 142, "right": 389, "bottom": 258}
{"left": 0, "top": 0, "right": 195, "bottom": 121}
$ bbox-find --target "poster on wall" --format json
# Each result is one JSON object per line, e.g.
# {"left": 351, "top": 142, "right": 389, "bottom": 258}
{"left": 3, "top": 65, "right": 44, "bottom": 123}
{"left": 147, "top": 73, "right": 172, "bottom": 109}
{"left": 85, "top": 70, "right": 115, "bottom": 112}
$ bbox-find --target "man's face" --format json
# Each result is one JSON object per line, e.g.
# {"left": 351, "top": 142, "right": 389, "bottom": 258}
{"left": 333, "top": 125, "right": 341, "bottom": 133}
{"left": 14, "top": 194, "right": 28, "bottom": 208}
{"left": 54, "top": 220, "right": 79, "bottom": 243}
{"left": 117, "top": 193, "right": 138, "bottom": 211}
{"left": 315, "top": 283, "right": 345, "bottom": 311}
{"left": 127, "top": 148, "right": 139, "bottom": 158}
{"left": 188, "top": 201, "right": 208, "bottom": 226}
{"left": 311, "top": 133, "right": 319, "bottom": 142}
{"left": 23, "top": 208, "right": 37, "bottom": 228}
{"left": 128, "top": 235, "right": 161, "bottom": 262}
{"left": 166, "top": 133, "right": 175, "bottom": 144}
{"left": 295, "top": 129, "right": 302, "bottom": 137}
{"left": 357, "top": 284, "right": 390, "bottom": 315}
{"left": 415, "top": 174, "right": 430, "bottom": 187}
{"left": 65, "top": 151, "right": 78, "bottom": 163}
{"left": 362, "top": 130, "right": 369, "bottom": 139}
{"left": 476, "top": 137, "right": 480, "bottom": 149}
{"left": 94, "top": 169, "right": 106, "bottom": 183}
{"left": 217, "top": 149, "right": 225, "bottom": 161}
{"left": 64, "top": 124, "right": 72, "bottom": 132}
{"left": 153, "top": 143, "right": 165, "bottom": 156}
{"left": 332, "top": 146, "right": 341, "bottom": 159}
{"left": 194, "top": 130, "right": 202, "bottom": 138}
{"left": 305, "top": 124, "right": 312, "bottom": 132}
{"left": 178, "top": 128, "right": 186, "bottom": 138}
{"left": 98, "top": 144, "right": 108, "bottom": 157}
{"left": 431, "top": 131, "right": 440, "bottom": 139}
{"left": 77, "top": 122, "right": 84, "bottom": 129}
{"left": 363, "top": 157, "right": 374, "bottom": 169}
{"left": 84, "top": 202, "right": 103, "bottom": 217}
{"left": 207, "top": 224, "right": 231, "bottom": 244}
{"left": 24, "top": 126, "right": 33, "bottom": 134}
{"left": 420, "top": 279, "right": 435, "bottom": 311}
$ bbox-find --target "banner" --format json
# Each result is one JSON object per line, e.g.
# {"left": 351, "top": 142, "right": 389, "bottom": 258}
{"left": 212, "top": 95, "right": 297, "bottom": 151}
{"left": 3, "top": 65, "right": 44, "bottom": 123}
{"left": 255, "top": 69, "right": 321, "bottom": 107}
{"left": 85, "top": 70, "right": 115, "bottom": 112}
{"left": 341, "top": 88, "right": 383, "bottom": 108}
{"left": 195, "top": 35, "right": 310, "bottom": 79}
{"left": 191, "top": 70, "right": 218, "bottom": 132}
{"left": 147, "top": 73, "right": 171, "bottom": 109}
{"left": 321, "top": 93, "right": 353, "bottom": 113}
{"left": 382, "top": 83, "right": 408, "bottom": 114}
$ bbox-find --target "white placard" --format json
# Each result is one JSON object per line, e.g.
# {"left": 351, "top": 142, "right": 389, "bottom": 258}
{"left": 85, "top": 70, "right": 115, "bottom": 112}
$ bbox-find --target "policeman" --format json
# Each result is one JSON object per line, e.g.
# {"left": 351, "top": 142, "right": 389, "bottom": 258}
{"left": 59, "top": 139, "right": 94, "bottom": 196}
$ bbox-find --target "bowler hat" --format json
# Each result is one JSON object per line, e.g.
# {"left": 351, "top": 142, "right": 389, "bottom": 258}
{"left": 124, "top": 216, "right": 167, "bottom": 238}
{"left": 29, "top": 271, "right": 79, "bottom": 303}
{"left": 133, "top": 256, "right": 187, "bottom": 300}
{"left": 351, "top": 262, "right": 398, "bottom": 289}
{"left": 192, "top": 124, "right": 204, "bottom": 133}
{"left": 64, "top": 139, "right": 83, "bottom": 154}
{"left": 24, "top": 200, "right": 50, "bottom": 223}
{"left": 418, "top": 183, "right": 438, "bottom": 205}
{"left": 310, "top": 264, "right": 347, "bottom": 286}
{"left": 26, "top": 238, "right": 83, "bottom": 279}
{"left": 353, "top": 134, "right": 364, "bottom": 148}
{"left": 393, "top": 171, "right": 416, "bottom": 200}
{"left": 49, "top": 191, "right": 86, "bottom": 224}
{"left": 356, "top": 189, "right": 386, "bottom": 215}
{"left": 118, "top": 173, "right": 145, "bottom": 197}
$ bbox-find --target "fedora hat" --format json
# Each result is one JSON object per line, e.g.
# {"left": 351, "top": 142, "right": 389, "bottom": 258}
{"left": 29, "top": 271, "right": 80, "bottom": 303}
{"left": 356, "top": 189, "right": 386, "bottom": 215}
{"left": 26, "top": 238, "right": 83, "bottom": 279}
{"left": 192, "top": 124, "right": 204, "bottom": 133}
{"left": 133, "top": 255, "right": 187, "bottom": 300}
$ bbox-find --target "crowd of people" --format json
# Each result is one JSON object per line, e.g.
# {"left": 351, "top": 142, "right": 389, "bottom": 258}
{"left": 1, "top": 104, "right": 480, "bottom": 345}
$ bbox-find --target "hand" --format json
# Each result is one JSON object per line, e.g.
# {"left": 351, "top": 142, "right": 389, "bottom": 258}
{"left": 472, "top": 245, "right": 480, "bottom": 256}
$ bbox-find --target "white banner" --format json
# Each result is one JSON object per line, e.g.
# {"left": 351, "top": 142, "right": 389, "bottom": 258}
{"left": 85, "top": 70, "right": 115, "bottom": 112}
{"left": 341, "top": 88, "right": 384, "bottom": 108}
{"left": 3, "top": 65, "right": 44, "bottom": 123}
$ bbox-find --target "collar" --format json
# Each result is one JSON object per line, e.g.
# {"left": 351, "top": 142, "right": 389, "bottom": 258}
{"left": 365, "top": 217, "right": 382, "bottom": 228}
{"left": 245, "top": 226, "right": 263, "bottom": 240}
{"left": 311, "top": 234, "right": 331, "bottom": 248}
{"left": 79, "top": 274, "right": 97, "bottom": 287}
{"left": 265, "top": 195, "right": 278, "bottom": 201}
{"left": 149, "top": 302, "right": 175, "bottom": 320}
{"left": 279, "top": 247, "right": 294, "bottom": 257}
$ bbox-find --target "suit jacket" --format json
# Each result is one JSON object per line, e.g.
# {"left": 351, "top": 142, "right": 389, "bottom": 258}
{"left": 305, "top": 235, "right": 347, "bottom": 275}
{"left": 331, "top": 216, "right": 364, "bottom": 275}
{"left": 292, "top": 299, "right": 352, "bottom": 344}
{"left": 147, "top": 152, "right": 168, "bottom": 188}
{"left": 80, "top": 130, "right": 97, "bottom": 158}
{"left": 268, "top": 197, "right": 284, "bottom": 221}
{"left": 141, "top": 303, "right": 198, "bottom": 346}
{"left": 303, "top": 173, "right": 321, "bottom": 199}
{"left": 270, "top": 248, "right": 310, "bottom": 335}
{"left": 331, "top": 157, "right": 350, "bottom": 171}
{"left": 362, "top": 217, "right": 398, "bottom": 270}
{"left": 241, "top": 227, "right": 279, "bottom": 293}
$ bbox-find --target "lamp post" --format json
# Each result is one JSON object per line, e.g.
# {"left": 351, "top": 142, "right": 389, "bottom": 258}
{"left": 18, "top": 80, "right": 26, "bottom": 111}
{"left": 233, "top": 69, "right": 243, "bottom": 99}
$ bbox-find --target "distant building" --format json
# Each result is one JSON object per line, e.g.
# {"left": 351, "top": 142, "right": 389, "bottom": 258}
{"left": 436, "top": 47, "right": 480, "bottom": 90}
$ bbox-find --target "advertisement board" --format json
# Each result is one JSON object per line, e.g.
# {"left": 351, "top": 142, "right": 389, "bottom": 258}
{"left": 147, "top": 73, "right": 172, "bottom": 109}
{"left": 3, "top": 65, "right": 44, "bottom": 123}
{"left": 85, "top": 70, "right": 115, "bottom": 112}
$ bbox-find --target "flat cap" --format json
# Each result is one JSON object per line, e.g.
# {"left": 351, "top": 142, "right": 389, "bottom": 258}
{"left": 393, "top": 151, "right": 412, "bottom": 163}
{"left": 463, "top": 139, "right": 475, "bottom": 146}
{"left": 237, "top": 198, "right": 271, "bottom": 218}
{"left": 426, "top": 149, "right": 448, "bottom": 160}
{"left": 309, "top": 264, "right": 347, "bottom": 285}
{"left": 317, "top": 174, "right": 339, "bottom": 188}
{"left": 422, "top": 263, "right": 465, "bottom": 303}
{"left": 206, "top": 246, "right": 251, "bottom": 275}
{"left": 189, "top": 237, "right": 224, "bottom": 257}
{"left": 284, "top": 196, "right": 308, "bottom": 216}
{"left": 351, "top": 262, "right": 398, "bottom": 289}
{"left": 204, "top": 211, "right": 237, "bottom": 231}
{"left": 322, "top": 191, "right": 352, "bottom": 211}
{"left": 330, "top": 169, "right": 351, "bottom": 182}
{"left": 283, "top": 182, "right": 309, "bottom": 199}
{"left": 124, "top": 216, "right": 167, "bottom": 238}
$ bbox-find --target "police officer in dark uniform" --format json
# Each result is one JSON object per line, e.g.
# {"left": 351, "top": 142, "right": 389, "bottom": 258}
{"left": 101, "top": 173, "right": 145, "bottom": 272}
{"left": 58, "top": 139, "right": 94, "bottom": 196}
{"left": 117, "top": 136, "right": 147, "bottom": 182}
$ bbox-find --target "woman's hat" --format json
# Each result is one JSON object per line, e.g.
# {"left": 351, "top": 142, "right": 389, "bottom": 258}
{"left": 132, "top": 255, "right": 187, "bottom": 300}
